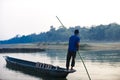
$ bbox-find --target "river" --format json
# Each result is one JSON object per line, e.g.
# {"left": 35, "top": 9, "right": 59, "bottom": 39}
{"left": 0, "top": 50, "right": 120, "bottom": 80}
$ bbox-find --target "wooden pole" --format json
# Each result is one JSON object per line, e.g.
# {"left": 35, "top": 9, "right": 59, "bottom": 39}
{"left": 78, "top": 51, "right": 92, "bottom": 80}
{"left": 56, "top": 16, "right": 65, "bottom": 27}
{"left": 56, "top": 16, "right": 92, "bottom": 80}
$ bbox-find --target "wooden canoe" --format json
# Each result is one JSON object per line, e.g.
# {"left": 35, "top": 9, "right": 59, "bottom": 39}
{"left": 4, "top": 56, "right": 76, "bottom": 78}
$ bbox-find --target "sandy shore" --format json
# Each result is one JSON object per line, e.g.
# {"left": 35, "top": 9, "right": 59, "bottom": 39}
{"left": 0, "top": 42, "right": 120, "bottom": 51}
{"left": 82, "top": 42, "right": 120, "bottom": 51}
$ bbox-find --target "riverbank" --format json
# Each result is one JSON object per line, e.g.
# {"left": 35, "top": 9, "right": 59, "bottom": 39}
{"left": 0, "top": 48, "right": 45, "bottom": 53}
{"left": 0, "top": 42, "right": 120, "bottom": 52}
{"left": 80, "top": 42, "right": 120, "bottom": 51}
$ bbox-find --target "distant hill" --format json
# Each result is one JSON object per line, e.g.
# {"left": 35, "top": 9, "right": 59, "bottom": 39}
{"left": 0, "top": 23, "right": 120, "bottom": 44}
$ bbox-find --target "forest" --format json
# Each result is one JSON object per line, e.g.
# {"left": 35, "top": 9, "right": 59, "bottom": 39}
{"left": 0, "top": 23, "right": 120, "bottom": 44}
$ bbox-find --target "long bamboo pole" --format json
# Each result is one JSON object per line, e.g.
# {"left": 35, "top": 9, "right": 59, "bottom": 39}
{"left": 56, "top": 16, "right": 92, "bottom": 80}
{"left": 77, "top": 51, "right": 92, "bottom": 80}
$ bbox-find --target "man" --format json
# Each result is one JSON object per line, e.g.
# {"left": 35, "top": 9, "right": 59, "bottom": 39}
{"left": 66, "top": 29, "right": 80, "bottom": 70}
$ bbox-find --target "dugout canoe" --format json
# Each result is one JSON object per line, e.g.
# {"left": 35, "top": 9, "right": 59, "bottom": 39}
{"left": 4, "top": 56, "right": 76, "bottom": 78}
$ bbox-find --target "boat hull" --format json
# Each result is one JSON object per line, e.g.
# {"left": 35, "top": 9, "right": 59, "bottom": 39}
{"left": 4, "top": 56, "right": 75, "bottom": 78}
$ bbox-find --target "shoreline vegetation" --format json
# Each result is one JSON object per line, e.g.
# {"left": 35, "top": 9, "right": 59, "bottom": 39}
{"left": 0, "top": 42, "right": 120, "bottom": 53}
{"left": 1, "top": 23, "right": 120, "bottom": 44}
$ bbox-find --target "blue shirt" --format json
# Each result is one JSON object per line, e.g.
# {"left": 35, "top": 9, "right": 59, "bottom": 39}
{"left": 68, "top": 35, "right": 80, "bottom": 52}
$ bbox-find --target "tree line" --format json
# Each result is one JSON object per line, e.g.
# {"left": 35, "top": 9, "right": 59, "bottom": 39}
{"left": 0, "top": 23, "right": 120, "bottom": 44}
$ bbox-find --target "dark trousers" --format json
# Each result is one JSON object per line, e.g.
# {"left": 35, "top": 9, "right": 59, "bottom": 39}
{"left": 66, "top": 51, "right": 76, "bottom": 69}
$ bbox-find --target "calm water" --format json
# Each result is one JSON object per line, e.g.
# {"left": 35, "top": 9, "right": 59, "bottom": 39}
{"left": 0, "top": 50, "right": 120, "bottom": 80}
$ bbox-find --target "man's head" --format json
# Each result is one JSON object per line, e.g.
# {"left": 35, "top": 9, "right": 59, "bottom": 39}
{"left": 74, "top": 29, "right": 79, "bottom": 35}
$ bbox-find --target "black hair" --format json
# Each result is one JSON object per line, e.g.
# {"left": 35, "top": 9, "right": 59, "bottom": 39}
{"left": 74, "top": 29, "right": 79, "bottom": 35}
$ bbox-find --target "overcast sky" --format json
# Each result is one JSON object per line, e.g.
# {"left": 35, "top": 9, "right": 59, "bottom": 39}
{"left": 0, "top": 0, "right": 120, "bottom": 40}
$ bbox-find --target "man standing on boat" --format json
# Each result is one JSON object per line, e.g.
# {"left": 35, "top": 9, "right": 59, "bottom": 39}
{"left": 66, "top": 29, "right": 80, "bottom": 70}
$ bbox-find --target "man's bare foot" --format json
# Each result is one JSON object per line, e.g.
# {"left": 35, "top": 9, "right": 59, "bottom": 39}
{"left": 71, "top": 67, "right": 73, "bottom": 70}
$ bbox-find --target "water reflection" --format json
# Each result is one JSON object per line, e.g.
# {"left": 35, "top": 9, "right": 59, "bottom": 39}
{"left": 0, "top": 49, "right": 120, "bottom": 80}
{"left": 78, "top": 50, "right": 120, "bottom": 63}
{"left": 6, "top": 64, "right": 67, "bottom": 80}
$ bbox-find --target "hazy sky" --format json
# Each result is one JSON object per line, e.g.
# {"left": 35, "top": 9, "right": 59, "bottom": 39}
{"left": 0, "top": 0, "right": 120, "bottom": 40}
